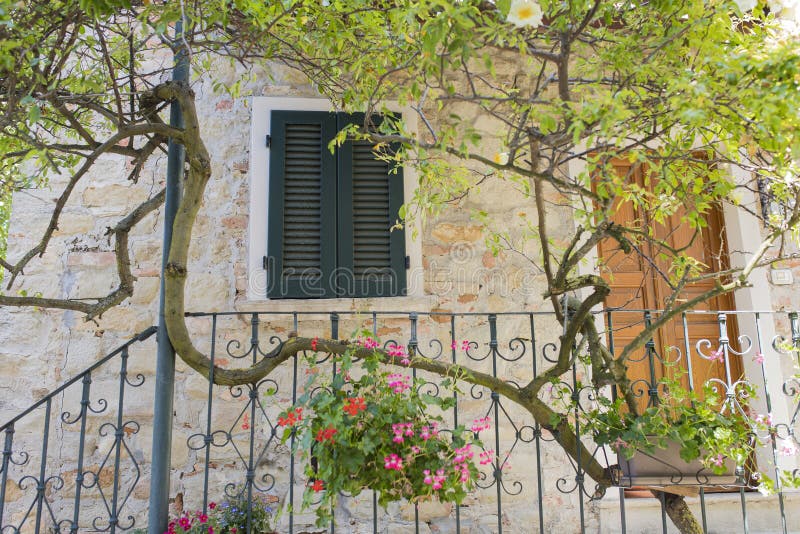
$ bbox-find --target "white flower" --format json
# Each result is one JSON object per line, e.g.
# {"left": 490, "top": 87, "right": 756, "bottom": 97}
{"left": 757, "top": 481, "right": 773, "bottom": 496}
{"left": 507, "top": 0, "right": 544, "bottom": 29}
{"left": 734, "top": 0, "right": 758, "bottom": 12}
{"left": 493, "top": 151, "right": 509, "bottom": 165}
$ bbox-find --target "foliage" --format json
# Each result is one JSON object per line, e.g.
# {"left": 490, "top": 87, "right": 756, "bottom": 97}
{"left": 208, "top": 493, "right": 275, "bottom": 534}
{"left": 587, "top": 377, "right": 758, "bottom": 473}
{"left": 586, "top": 372, "right": 800, "bottom": 494}
{"left": 157, "top": 493, "right": 275, "bottom": 534}
{"left": 3, "top": 0, "right": 799, "bottom": 358}
{"left": 256, "top": 0, "right": 800, "bottom": 235}
{"left": 277, "top": 336, "right": 487, "bottom": 525}
{"left": 0, "top": 0, "right": 129, "bottom": 189}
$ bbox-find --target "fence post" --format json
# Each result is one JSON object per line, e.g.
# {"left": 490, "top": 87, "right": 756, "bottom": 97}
{"left": 147, "top": 18, "right": 189, "bottom": 534}
{"left": 0, "top": 426, "right": 14, "bottom": 528}
{"left": 644, "top": 311, "right": 659, "bottom": 407}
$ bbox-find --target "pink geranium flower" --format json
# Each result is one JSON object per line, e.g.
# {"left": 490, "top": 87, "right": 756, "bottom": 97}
{"left": 387, "top": 374, "right": 411, "bottom": 394}
{"left": 384, "top": 453, "right": 404, "bottom": 471}
{"left": 471, "top": 416, "right": 491, "bottom": 433}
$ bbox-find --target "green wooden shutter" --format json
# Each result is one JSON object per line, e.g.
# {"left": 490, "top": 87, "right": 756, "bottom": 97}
{"left": 267, "top": 111, "right": 337, "bottom": 298}
{"left": 336, "top": 112, "right": 407, "bottom": 297}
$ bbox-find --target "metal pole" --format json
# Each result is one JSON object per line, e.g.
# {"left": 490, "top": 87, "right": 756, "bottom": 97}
{"left": 147, "top": 18, "right": 189, "bottom": 534}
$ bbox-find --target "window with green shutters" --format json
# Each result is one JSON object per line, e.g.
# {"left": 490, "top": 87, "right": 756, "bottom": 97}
{"left": 267, "top": 110, "right": 407, "bottom": 298}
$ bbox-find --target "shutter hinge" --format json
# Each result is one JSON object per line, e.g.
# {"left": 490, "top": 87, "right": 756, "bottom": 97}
{"left": 404, "top": 255, "right": 411, "bottom": 269}
{"left": 262, "top": 255, "right": 268, "bottom": 270}
{"left": 265, "top": 134, "right": 271, "bottom": 148}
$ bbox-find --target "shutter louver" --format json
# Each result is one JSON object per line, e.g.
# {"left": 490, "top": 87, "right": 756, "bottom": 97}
{"left": 283, "top": 123, "right": 322, "bottom": 271}
{"left": 352, "top": 140, "right": 392, "bottom": 276}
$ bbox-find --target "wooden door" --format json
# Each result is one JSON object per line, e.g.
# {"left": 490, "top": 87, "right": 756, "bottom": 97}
{"left": 598, "top": 160, "right": 743, "bottom": 412}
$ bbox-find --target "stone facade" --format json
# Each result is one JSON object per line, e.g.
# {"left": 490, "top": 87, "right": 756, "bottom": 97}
{"left": 1, "top": 59, "right": 799, "bottom": 533}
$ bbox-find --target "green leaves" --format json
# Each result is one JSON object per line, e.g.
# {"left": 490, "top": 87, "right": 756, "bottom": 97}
{"left": 587, "top": 376, "right": 762, "bottom": 476}
{"left": 78, "top": 0, "right": 131, "bottom": 18}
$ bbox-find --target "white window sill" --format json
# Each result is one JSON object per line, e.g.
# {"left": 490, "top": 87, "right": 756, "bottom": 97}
{"left": 233, "top": 294, "right": 438, "bottom": 314}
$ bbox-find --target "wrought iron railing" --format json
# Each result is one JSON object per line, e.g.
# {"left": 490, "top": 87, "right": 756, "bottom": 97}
{"left": 0, "top": 326, "right": 157, "bottom": 533}
{"left": 1, "top": 310, "right": 799, "bottom": 533}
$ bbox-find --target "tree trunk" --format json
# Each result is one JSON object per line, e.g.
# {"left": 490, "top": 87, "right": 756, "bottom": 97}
{"left": 653, "top": 490, "right": 703, "bottom": 534}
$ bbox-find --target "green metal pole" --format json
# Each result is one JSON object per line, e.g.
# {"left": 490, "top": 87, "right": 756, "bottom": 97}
{"left": 147, "top": 18, "right": 188, "bottom": 534}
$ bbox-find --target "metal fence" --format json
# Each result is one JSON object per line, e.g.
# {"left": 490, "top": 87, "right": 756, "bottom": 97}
{"left": 0, "top": 327, "right": 157, "bottom": 533}
{"left": 1, "top": 310, "right": 799, "bottom": 533}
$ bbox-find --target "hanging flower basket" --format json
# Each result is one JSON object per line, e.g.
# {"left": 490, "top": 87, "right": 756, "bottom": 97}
{"left": 585, "top": 377, "right": 762, "bottom": 489}
{"left": 612, "top": 437, "right": 740, "bottom": 487}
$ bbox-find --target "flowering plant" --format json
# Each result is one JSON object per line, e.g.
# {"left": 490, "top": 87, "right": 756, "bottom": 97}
{"left": 585, "top": 376, "right": 759, "bottom": 476}
{"left": 161, "top": 492, "right": 274, "bottom": 534}
{"left": 210, "top": 493, "right": 275, "bottom": 534}
{"left": 162, "top": 510, "right": 213, "bottom": 534}
{"left": 277, "top": 336, "right": 487, "bottom": 525}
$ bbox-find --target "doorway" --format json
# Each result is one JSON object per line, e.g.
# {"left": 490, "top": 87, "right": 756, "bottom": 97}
{"left": 596, "top": 159, "right": 744, "bottom": 411}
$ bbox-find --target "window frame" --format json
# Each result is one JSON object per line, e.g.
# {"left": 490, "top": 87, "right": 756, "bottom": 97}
{"left": 247, "top": 97, "right": 422, "bottom": 301}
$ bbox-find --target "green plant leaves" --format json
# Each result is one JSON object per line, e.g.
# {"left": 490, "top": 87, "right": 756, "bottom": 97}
{"left": 587, "top": 376, "right": 763, "bottom": 477}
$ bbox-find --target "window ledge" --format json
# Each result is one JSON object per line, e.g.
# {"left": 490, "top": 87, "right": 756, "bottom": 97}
{"left": 233, "top": 294, "right": 439, "bottom": 315}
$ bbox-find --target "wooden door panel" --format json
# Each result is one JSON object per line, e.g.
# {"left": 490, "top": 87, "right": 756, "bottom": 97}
{"left": 651, "top": 198, "right": 743, "bottom": 390}
{"left": 596, "top": 160, "right": 747, "bottom": 492}
{"left": 599, "top": 161, "right": 663, "bottom": 411}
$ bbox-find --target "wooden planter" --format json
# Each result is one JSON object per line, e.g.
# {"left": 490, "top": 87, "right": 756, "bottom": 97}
{"left": 615, "top": 439, "right": 739, "bottom": 487}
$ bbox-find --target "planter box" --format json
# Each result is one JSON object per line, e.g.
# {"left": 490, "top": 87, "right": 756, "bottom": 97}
{"left": 614, "top": 440, "right": 740, "bottom": 487}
